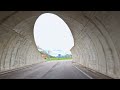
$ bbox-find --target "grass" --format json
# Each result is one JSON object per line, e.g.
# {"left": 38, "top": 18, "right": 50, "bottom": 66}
{"left": 46, "top": 57, "right": 72, "bottom": 61}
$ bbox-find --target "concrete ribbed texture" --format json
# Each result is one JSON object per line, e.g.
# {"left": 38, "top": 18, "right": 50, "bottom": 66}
{"left": 0, "top": 11, "right": 120, "bottom": 78}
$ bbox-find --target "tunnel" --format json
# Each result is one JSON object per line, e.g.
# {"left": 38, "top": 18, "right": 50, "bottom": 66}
{"left": 0, "top": 11, "right": 120, "bottom": 79}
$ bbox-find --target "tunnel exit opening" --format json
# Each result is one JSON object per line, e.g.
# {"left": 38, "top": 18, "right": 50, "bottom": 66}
{"left": 33, "top": 13, "right": 74, "bottom": 61}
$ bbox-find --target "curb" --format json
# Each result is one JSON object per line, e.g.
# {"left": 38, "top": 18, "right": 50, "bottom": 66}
{"left": 0, "top": 61, "right": 44, "bottom": 75}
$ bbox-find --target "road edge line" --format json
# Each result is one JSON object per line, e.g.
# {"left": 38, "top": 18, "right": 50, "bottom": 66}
{"left": 73, "top": 65, "right": 93, "bottom": 79}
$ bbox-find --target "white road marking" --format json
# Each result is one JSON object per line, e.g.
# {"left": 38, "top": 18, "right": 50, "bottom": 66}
{"left": 73, "top": 65, "right": 93, "bottom": 79}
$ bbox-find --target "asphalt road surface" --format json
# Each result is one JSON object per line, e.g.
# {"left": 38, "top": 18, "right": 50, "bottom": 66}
{"left": 0, "top": 60, "right": 111, "bottom": 79}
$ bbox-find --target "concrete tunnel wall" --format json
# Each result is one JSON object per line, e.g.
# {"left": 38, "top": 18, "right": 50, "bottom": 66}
{"left": 0, "top": 11, "right": 120, "bottom": 78}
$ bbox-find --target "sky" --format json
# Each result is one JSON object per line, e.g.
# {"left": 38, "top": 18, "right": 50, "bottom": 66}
{"left": 33, "top": 13, "right": 74, "bottom": 56}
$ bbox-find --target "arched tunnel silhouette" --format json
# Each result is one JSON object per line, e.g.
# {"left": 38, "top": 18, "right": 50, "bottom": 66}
{"left": 0, "top": 11, "right": 120, "bottom": 79}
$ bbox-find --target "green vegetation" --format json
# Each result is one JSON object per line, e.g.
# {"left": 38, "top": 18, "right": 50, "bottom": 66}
{"left": 37, "top": 46, "right": 72, "bottom": 61}
{"left": 45, "top": 57, "right": 72, "bottom": 61}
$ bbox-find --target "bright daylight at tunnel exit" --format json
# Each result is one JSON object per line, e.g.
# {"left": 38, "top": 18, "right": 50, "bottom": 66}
{"left": 33, "top": 13, "right": 74, "bottom": 61}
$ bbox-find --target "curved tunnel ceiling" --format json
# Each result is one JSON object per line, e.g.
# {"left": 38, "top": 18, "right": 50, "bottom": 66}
{"left": 0, "top": 11, "right": 120, "bottom": 78}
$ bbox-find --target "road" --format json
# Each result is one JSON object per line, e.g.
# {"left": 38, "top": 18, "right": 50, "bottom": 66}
{"left": 0, "top": 60, "right": 111, "bottom": 79}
